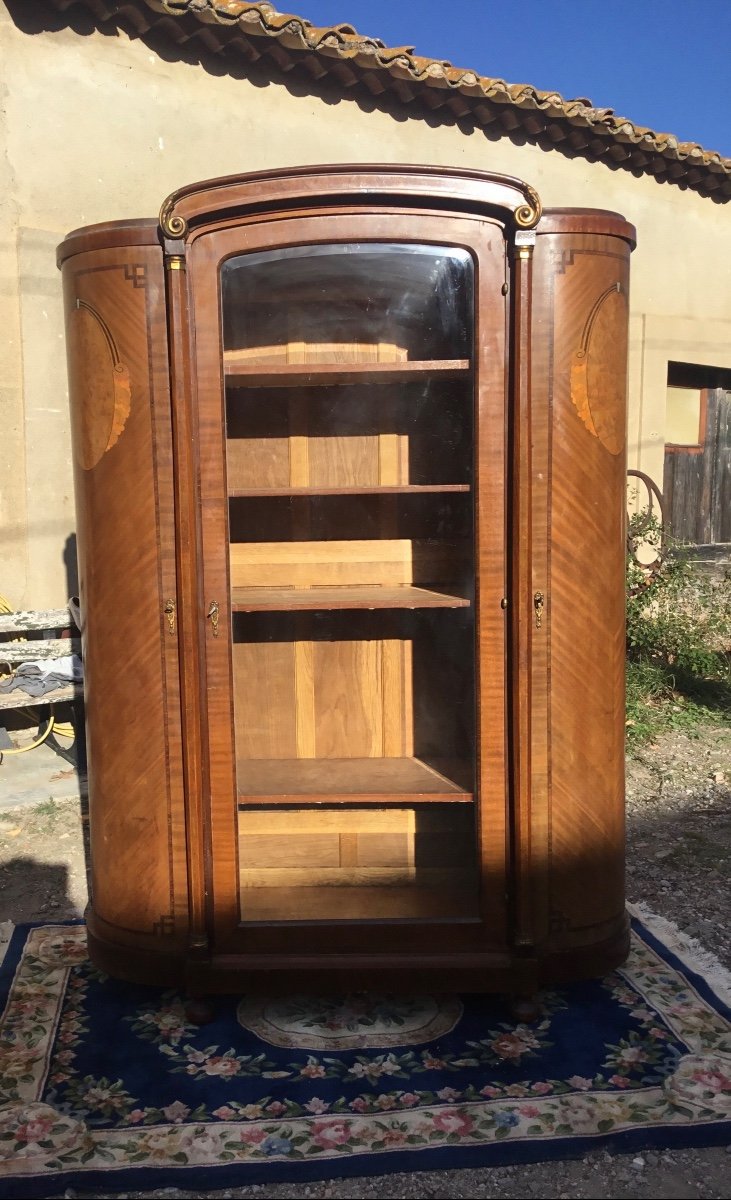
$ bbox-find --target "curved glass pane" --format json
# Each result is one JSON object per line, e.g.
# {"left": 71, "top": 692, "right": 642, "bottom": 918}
{"left": 220, "top": 243, "right": 478, "bottom": 924}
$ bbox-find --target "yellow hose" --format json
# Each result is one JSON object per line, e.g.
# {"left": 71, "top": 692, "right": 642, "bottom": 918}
{"left": 0, "top": 714, "right": 55, "bottom": 758}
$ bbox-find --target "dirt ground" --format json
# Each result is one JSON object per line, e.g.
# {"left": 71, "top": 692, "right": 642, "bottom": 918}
{"left": 0, "top": 725, "right": 729, "bottom": 1199}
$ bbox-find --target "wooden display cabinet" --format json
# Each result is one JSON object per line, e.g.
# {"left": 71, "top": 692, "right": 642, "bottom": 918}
{"left": 58, "top": 166, "right": 635, "bottom": 995}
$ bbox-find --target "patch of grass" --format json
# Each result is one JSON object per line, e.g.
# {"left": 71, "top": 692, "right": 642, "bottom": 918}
{"left": 626, "top": 658, "right": 731, "bottom": 748}
{"left": 33, "top": 798, "right": 59, "bottom": 819}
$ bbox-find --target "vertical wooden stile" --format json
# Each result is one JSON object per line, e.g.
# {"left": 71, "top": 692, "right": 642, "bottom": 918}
{"left": 510, "top": 236, "right": 535, "bottom": 949}
{"left": 164, "top": 247, "right": 211, "bottom": 953}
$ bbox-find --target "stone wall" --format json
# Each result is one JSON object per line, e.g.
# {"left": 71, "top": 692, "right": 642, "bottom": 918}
{"left": 1, "top": 6, "right": 729, "bottom": 603}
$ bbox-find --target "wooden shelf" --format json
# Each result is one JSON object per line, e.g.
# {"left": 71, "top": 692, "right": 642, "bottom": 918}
{"left": 224, "top": 358, "right": 470, "bottom": 387}
{"left": 237, "top": 757, "right": 472, "bottom": 805}
{"left": 239, "top": 883, "right": 478, "bottom": 923}
{"left": 231, "top": 585, "right": 470, "bottom": 611}
{"left": 228, "top": 484, "right": 471, "bottom": 498}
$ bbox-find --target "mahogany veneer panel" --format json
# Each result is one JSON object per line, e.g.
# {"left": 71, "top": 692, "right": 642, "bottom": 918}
{"left": 62, "top": 244, "right": 186, "bottom": 943}
{"left": 532, "top": 224, "right": 631, "bottom": 952}
{"left": 236, "top": 757, "right": 472, "bottom": 803}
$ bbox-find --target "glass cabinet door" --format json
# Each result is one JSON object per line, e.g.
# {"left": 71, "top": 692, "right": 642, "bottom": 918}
{"left": 218, "top": 241, "right": 482, "bottom": 924}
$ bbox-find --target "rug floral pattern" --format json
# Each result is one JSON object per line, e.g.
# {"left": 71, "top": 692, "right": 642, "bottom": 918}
{"left": 0, "top": 922, "right": 729, "bottom": 1191}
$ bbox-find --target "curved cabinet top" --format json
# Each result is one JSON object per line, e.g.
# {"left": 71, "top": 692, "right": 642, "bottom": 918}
{"left": 57, "top": 165, "right": 636, "bottom": 264}
{"left": 156, "top": 163, "right": 542, "bottom": 240}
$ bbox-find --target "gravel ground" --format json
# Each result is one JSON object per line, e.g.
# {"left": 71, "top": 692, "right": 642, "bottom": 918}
{"left": 0, "top": 724, "right": 729, "bottom": 1198}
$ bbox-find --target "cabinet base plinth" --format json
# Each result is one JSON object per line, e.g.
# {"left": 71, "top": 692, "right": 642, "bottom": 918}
{"left": 86, "top": 912, "right": 630, "bottom": 996}
{"left": 86, "top": 912, "right": 186, "bottom": 988}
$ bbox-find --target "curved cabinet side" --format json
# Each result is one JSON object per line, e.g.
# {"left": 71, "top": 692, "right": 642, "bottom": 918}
{"left": 532, "top": 222, "right": 632, "bottom": 963}
{"left": 60, "top": 243, "right": 188, "bottom": 974}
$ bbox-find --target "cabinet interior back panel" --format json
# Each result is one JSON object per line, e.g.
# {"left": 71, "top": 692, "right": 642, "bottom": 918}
{"left": 227, "top": 433, "right": 409, "bottom": 490}
{"left": 227, "top": 438, "right": 291, "bottom": 490}
{"left": 230, "top": 540, "right": 461, "bottom": 589}
{"left": 225, "top": 377, "right": 472, "bottom": 492}
{"left": 238, "top": 807, "right": 475, "bottom": 893}
{"left": 232, "top": 638, "right": 413, "bottom": 761}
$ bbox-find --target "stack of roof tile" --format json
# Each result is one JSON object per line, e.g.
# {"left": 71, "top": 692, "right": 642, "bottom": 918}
{"left": 47, "top": 0, "right": 731, "bottom": 200}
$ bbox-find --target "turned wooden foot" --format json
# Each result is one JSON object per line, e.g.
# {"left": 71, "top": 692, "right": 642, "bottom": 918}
{"left": 184, "top": 996, "right": 216, "bottom": 1025}
{"left": 509, "top": 995, "right": 541, "bottom": 1023}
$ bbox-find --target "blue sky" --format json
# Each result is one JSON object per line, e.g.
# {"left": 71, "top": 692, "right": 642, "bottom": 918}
{"left": 297, "top": 0, "right": 731, "bottom": 157}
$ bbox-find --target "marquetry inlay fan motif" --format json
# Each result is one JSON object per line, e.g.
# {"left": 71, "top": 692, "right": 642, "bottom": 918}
{"left": 68, "top": 300, "right": 131, "bottom": 470}
{"left": 570, "top": 282, "right": 628, "bottom": 455}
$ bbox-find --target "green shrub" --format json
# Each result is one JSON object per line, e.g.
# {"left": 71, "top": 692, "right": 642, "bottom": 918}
{"left": 625, "top": 511, "right": 731, "bottom": 744}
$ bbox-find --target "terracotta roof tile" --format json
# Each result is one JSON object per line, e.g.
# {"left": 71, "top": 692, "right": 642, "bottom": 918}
{"left": 48, "top": 0, "right": 731, "bottom": 199}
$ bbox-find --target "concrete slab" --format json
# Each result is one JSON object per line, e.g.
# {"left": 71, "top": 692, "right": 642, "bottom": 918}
{"left": 0, "top": 730, "right": 85, "bottom": 812}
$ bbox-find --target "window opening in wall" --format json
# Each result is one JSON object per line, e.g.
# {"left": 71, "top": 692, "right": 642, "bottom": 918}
{"left": 663, "top": 362, "right": 731, "bottom": 546}
{"left": 667, "top": 362, "right": 731, "bottom": 390}
{"left": 665, "top": 362, "right": 731, "bottom": 451}
{"left": 665, "top": 386, "right": 704, "bottom": 449}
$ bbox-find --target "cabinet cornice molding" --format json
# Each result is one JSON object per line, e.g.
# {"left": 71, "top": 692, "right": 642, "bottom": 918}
{"left": 159, "top": 164, "right": 542, "bottom": 240}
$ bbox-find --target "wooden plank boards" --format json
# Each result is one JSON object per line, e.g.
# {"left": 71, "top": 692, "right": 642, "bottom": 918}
{"left": 0, "top": 610, "right": 74, "bottom": 633}
{"left": 224, "top": 340, "right": 408, "bottom": 367}
{"left": 231, "top": 538, "right": 410, "bottom": 587}
{"left": 236, "top": 756, "right": 472, "bottom": 804}
{"left": 238, "top": 807, "right": 475, "bottom": 898}
{"left": 224, "top": 358, "right": 471, "bottom": 387}
{"left": 230, "top": 585, "right": 469, "bottom": 611}
{"left": 0, "top": 683, "right": 81, "bottom": 711}
{"left": 0, "top": 638, "right": 81, "bottom": 662}
{"left": 239, "top": 883, "right": 477, "bottom": 922}
{"left": 233, "top": 636, "right": 415, "bottom": 760}
{"left": 230, "top": 539, "right": 458, "bottom": 589}
{"left": 240, "top": 807, "right": 416, "bottom": 888}
{"left": 664, "top": 389, "right": 731, "bottom": 544}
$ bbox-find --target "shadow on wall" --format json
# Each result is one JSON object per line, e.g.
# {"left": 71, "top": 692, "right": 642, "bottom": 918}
{"left": 3, "top": 0, "right": 702, "bottom": 189}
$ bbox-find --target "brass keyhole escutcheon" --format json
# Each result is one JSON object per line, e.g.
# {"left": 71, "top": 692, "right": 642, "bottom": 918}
{"left": 163, "top": 598, "right": 176, "bottom": 635}
{"left": 534, "top": 591, "right": 545, "bottom": 629}
{"left": 207, "top": 600, "right": 220, "bottom": 638}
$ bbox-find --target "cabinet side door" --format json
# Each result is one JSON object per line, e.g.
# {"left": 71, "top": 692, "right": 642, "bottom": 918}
{"left": 61, "top": 244, "right": 187, "bottom": 966}
{"left": 531, "top": 219, "right": 632, "bottom": 961}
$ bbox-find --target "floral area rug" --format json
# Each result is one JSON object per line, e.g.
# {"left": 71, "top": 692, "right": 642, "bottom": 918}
{"left": 0, "top": 914, "right": 730, "bottom": 1197}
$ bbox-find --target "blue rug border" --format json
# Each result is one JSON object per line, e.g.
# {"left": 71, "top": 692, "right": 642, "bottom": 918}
{"left": 0, "top": 920, "right": 86, "bottom": 1009}
{"left": 0, "top": 915, "right": 729, "bottom": 1198}
{"left": 626, "top": 914, "right": 731, "bottom": 1023}
{"left": 2, "top": 1119, "right": 731, "bottom": 1200}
